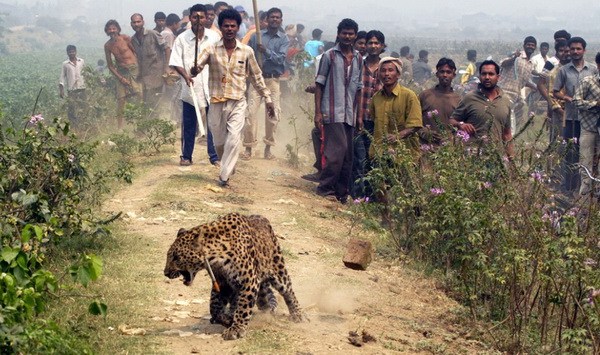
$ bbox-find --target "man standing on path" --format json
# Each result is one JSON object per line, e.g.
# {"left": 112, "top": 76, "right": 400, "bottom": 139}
{"left": 194, "top": 9, "right": 274, "bottom": 186}
{"left": 59, "top": 44, "right": 86, "bottom": 128}
{"left": 449, "top": 60, "right": 514, "bottom": 157}
{"left": 130, "top": 13, "right": 166, "bottom": 109}
{"left": 104, "top": 19, "right": 142, "bottom": 129}
{"left": 314, "top": 18, "right": 363, "bottom": 203}
{"left": 170, "top": 4, "right": 220, "bottom": 167}
{"left": 553, "top": 37, "right": 598, "bottom": 196}
{"left": 241, "top": 7, "right": 289, "bottom": 161}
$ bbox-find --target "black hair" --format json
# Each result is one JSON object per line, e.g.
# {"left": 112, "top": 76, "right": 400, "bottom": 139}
{"left": 418, "top": 50, "right": 428, "bottom": 59}
{"left": 166, "top": 13, "right": 181, "bottom": 26}
{"left": 312, "top": 28, "right": 323, "bottom": 39}
{"left": 390, "top": 51, "right": 400, "bottom": 58}
{"left": 400, "top": 46, "right": 410, "bottom": 57}
{"left": 554, "top": 29, "right": 571, "bottom": 40}
{"left": 130, "top": 13, "right": 143, "bottom": 21}
{"left": 436, "top": 57, "right": 456, "bottom": 71}
{"left": 366, "top": 30, "right": 385, "bottom": 44}
{"left": 479, "top": 60, "right": 500, "bottom": 74}
{"left": 266, "top": 7, "right": 282, "bottom": 18}
{"left": 190, "top": 4, "right": 207, "bottom": 16}
{"left": 66, "top": 44, "right": 76, "bottom": 52}
{"left": 555, "top": 40, "right": 568, "bottom": 52}
{"left": 218, "top": 8, "right": 242, "bottom": 27}
{"left": 214, "top": 1, "right": 228, "bottom": 9}
{"left": 154, "top": 11, "right": 166, "bottom": 20}
{"left": 355, "top": 30, "right": 367, "bottom": 41}
{"left": 324, "top": 41, "right": 336, "bottom": 52}
{"left": 523, "top": 36, "right": 537, "bottom": 45}
{"left": 540, "top": 42, "right": 549, "bottom": 49}
{"left": 336, "top": 18, "right": 358, "bottom": 35}
{"left": 104, "top": 19, "right": 121, "bottom": 34}
{"left": 596, "top": 52, "right": 600, "bottom": 64}
{"left": 467, "top": 49, "right": 476, "bottom": 61}
{"left": 568, "top": 36, "right": 587, "bottom": 49}
{"left": 297, "top": 24, "right": 305, "bottom": 32}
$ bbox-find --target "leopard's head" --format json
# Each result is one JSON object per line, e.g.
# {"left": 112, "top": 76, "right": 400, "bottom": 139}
{"left": 164, "top": 228, "right": 205, "bottom": 286}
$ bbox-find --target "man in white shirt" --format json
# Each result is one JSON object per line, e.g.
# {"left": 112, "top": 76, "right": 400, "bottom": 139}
{"left": 59, "top": 45, "right": 86, "bottom": 127}
{"left": 169, "top": 4, "right": 220, "bottom": 166}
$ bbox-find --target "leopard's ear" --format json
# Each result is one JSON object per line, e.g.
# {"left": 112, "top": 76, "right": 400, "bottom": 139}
{"left": 177, "top": 228, "right": 186, "bottom": 236}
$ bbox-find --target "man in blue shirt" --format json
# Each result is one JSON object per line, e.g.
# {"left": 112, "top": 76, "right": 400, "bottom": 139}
{"left": 242, "top": 7, "right": 290, "bottom": 160}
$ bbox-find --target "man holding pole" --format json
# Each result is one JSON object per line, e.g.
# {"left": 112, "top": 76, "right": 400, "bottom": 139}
{"left": 169, "top": 4, "right": 220, "bottom": 166}
{"left": 242, "top": 7, "right": 289, "bottom": 160}
{"left": 194, "top": 9, "right": 274, "bottom": 186}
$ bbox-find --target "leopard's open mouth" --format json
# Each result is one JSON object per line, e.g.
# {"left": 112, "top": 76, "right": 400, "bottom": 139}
{"left": 181, "top": 270, "right": 196, "bottom": 286}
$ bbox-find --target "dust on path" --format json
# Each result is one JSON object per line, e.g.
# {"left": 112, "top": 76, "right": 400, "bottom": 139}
{"left": 102, "top": 150, "right": 492, "bottom": 354}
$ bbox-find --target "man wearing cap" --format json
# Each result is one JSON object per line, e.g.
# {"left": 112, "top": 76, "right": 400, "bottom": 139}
{"left": 242, "top": 7, "right": 289, "bottom": 160}
{"left": 368, "top": 57, "right": 422, "bottom": 160}
{"left": 314, "top": 18, "right": 363, "bottom": 203}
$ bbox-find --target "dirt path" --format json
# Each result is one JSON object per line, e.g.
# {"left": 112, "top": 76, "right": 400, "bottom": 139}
{"left": 101, "top": 149, "right": 491, "bottom": 354}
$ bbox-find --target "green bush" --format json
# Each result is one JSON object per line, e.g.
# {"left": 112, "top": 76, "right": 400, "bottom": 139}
{"left": 0, "top": 113, "right": 123, "bottom": 351}
{"left": 355, "top": 120, "right": 600, "bottom": 353}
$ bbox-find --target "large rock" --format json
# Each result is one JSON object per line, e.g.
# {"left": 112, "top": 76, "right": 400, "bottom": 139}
{"left": 343, "top": 239, "right": 373, "bottom": 270}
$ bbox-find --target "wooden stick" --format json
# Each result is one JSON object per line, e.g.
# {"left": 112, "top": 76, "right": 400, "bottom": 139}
{"left": 252, "top": 0, "right": 262, "bottom": 64}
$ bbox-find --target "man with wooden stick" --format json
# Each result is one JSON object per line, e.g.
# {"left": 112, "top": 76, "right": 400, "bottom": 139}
{"left": 242, "top": 7, "right": 289, "bottom": 161}
{"left": 169, "top": 4, "right": 220, "bottom": 166}
{"left": 194, "top": 9, "right": 274, "bottom": 186}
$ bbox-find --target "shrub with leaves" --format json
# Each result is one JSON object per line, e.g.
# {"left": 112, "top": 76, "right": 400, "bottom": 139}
{"left": 355, "top": 119, "right": 600, "bottom": 353}
{"left": 124, "top": 103, "right": 176, "bottom": 154}
{"left": 0, "top": 113, "right": 123, "bottom": 351}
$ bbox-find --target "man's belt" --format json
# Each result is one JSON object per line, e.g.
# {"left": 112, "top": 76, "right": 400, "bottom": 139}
{"left": 262, "top": 73, "right": 280, "bottom": 79}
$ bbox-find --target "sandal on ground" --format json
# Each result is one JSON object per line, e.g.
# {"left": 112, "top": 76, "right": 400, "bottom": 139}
{"left": 240, "top": 151, "right": 252, "bottom": 160}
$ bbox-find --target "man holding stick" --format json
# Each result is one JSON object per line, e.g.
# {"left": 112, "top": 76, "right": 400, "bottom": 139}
{"left": 170, "top": 4, "right": 220, "bottom": 166}
{"left": 194, "top": 9, "right": 274, "bottom": 186}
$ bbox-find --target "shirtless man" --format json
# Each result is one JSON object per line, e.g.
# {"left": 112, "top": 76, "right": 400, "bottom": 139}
{"left": 104, "top": 19, "right": 142, "bottom": 128}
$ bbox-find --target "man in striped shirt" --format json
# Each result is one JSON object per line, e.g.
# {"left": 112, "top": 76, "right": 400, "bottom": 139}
{"left": 314, "top": 18, "right": 363, "bottom": 203}
{"left": 573, "top": 52, "right": 600, "bottom": 196}
{"left": 194, "top": 9, "right": 274, "bottom": 187}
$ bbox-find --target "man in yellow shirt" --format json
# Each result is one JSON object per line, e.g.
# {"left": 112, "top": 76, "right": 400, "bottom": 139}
{"left": 368, "top": 57, "right": 423, "bottom": 160}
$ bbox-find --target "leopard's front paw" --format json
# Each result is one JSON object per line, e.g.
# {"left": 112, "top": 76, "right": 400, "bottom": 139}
{"left": 222, "top": 324, "right": 247, "bottom": 340}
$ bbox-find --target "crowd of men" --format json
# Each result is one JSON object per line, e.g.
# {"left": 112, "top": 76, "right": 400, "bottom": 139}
{"left": 58, "top": 3, "right": 600, "bottom": 202}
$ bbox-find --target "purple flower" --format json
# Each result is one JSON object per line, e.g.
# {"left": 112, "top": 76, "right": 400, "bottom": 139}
{"left": 531, "top": 171, "right": 544, "bottom": 182}
{"left": 29, "top": 114, "right": 44, "bottom": 125}
{"left": 483, "top": 181, "right": 492, "bottom": 189}
{"left": 67, "top": 154, "right": 75, "bottom": 163}
{"left": 569, "top": 137, "right": 578, "bottom": 144}
{"left": 584, "top": 258, "right": 597, "bottom": 267}
{"left": 430, "top": 187, "right": 445, "bottom": 196}
{"left": 353, "top": 197, "right": 370, "bottom": 204}
{"left": 420, "top": 144, "right": 433, "bottom": 152}
{"left": 456, "top": 130, "right": 470, "bottom": 143}
{"left": 529, "top": 111, "right": 535, "bottom": 117}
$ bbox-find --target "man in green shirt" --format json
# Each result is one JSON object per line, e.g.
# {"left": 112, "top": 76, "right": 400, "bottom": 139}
{"left": 449, "top": 60, "right": 514, "bottom": 158}
{"left": 368, "top": 57, "right": 423, "bottom": 160}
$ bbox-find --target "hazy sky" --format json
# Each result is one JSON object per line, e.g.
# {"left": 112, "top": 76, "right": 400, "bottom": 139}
{"left": 9, "top": 0, "right": 600, "bottom": 41}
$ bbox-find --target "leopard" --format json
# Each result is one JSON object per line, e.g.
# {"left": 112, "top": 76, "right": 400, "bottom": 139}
{"left": 163, "top": 213, "right": 304, "bottom": 340}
